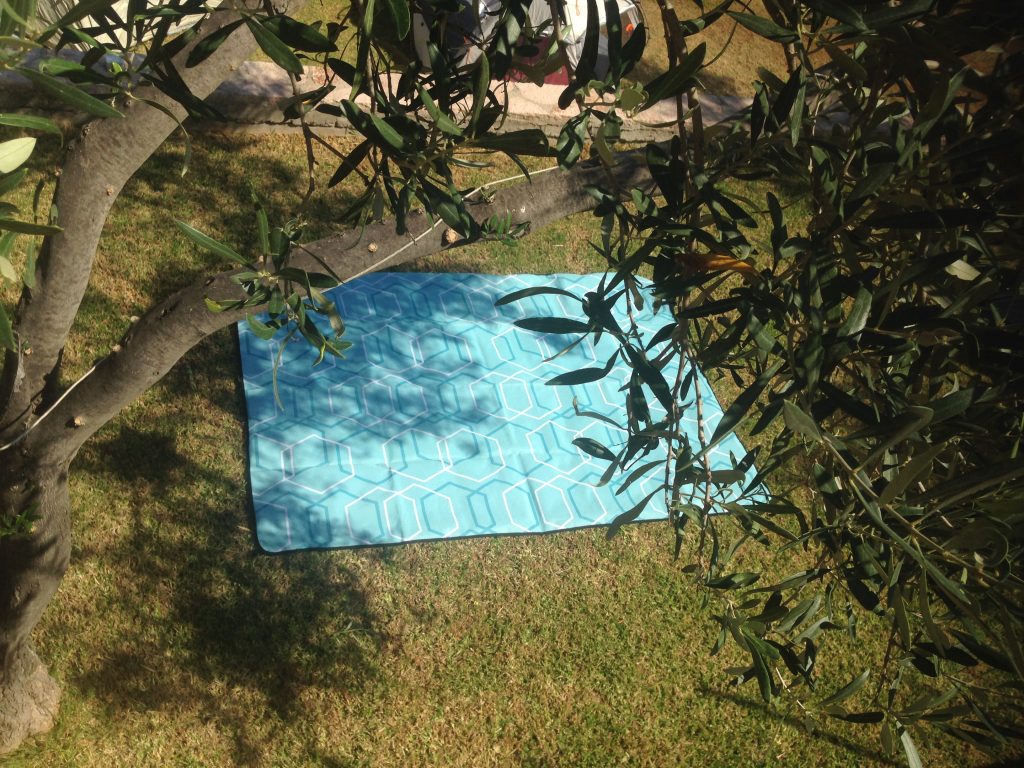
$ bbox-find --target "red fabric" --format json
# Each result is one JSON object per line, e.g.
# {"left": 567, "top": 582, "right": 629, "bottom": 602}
{"left": 503, "top": 35, "right": 571, "bottom": 85}
{"left": 504, "top": 66, "right": 571, "bottom": 85}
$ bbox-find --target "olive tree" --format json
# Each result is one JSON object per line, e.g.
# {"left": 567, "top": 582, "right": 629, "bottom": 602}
{"left": 0, "top": 0, "right": 1021, "bottom": 762}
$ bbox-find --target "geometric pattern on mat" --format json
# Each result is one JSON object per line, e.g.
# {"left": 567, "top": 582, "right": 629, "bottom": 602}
{"left": 238, "top": 273, "right": 756, "bottom": 552}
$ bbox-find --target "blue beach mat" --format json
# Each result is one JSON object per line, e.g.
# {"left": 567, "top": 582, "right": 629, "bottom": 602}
{"left": 238, "top": 273, "right": 756, "bottom": 553}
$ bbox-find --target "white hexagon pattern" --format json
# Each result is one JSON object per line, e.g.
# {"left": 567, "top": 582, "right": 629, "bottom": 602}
{"left": 239, "top": 273, "right": 761, "bottom": 552}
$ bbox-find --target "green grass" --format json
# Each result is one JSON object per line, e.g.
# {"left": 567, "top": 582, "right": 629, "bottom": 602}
{"left": 2, "top": 132, "right": 984, "bottom": 767}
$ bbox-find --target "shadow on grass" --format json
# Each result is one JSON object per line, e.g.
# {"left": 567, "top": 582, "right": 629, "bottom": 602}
{"left": 66, "top": 335, "right": 383, "bottom": 765}
{"left": 699, "top": 684, "right": 901, "bottom": 767}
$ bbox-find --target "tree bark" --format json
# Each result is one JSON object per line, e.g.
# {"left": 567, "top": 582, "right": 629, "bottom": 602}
{"left": 0, "top": 143, "right": 652, "bottom": 753}
{"left": 0, "top": 0, "right": 296, "bottom": 441}
{"left": 27, "top": 154, "right": 654, "bottom": 462}
{"left": 0, "top": 3, "right": 656, "bottom": 756}
{"left": 0, "top": 457, "right": 70, "bottom": 756}
{"left": 0, "top": 1, "right": 304, "bottom": 754}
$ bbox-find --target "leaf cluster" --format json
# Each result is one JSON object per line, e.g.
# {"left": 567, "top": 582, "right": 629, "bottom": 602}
{"left": 511, "top": 0, "right": 1024, "bottom": 760}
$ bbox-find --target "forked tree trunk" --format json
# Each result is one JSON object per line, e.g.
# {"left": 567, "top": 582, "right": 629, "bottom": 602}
{"left": 0, "top": 2, "right": 656, "bottom": 753}
{"left": 0, "top": 455, "right": 70, "bottom": 754}
{"left": 0, "top": 3, "right": 293, "bottom": 753}
{"left": 0, "top": 152, "right": 648, "bottom": 755}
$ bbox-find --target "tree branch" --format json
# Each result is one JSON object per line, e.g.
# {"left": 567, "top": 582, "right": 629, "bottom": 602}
{"left": 22, "top": 154, "right": 653, "bottom": 463}
{"left": 0, "top": 0, "right": 306, "bottom": 442}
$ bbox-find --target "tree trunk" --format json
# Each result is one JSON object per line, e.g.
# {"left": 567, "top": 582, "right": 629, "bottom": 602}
{"left": 0, "top": 1, "right": 300, "bottom": 754}
{"left": 0, "top": 456, "right": 71, "bottom": 755}
{"left": 0, "top": 2, "right": 653, "bottom": 751}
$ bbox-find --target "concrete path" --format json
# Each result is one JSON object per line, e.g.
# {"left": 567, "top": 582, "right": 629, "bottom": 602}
{"left": 1, "top": 59, "right": 750, "bottom": 139}
{"left": 201, "top": 61, "right": 750, "bottom": 140}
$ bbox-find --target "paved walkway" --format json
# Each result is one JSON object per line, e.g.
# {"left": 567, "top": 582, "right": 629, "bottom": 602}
{"left": 203, "top": 61, "right": 750, "bottom": 140}
{"left": 1, "top": 59, "right": 749, "bottom": 139}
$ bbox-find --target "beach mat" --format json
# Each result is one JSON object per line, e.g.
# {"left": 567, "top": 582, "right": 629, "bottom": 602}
{"left": 238, "top": 273, "right": 757, "bottom": 552}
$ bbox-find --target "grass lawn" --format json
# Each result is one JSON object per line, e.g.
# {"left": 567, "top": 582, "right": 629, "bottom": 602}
{"left": 1, "top": 129, "right": 985, "bottom": 767}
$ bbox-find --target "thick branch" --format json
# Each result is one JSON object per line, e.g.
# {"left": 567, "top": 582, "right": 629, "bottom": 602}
{"left": 0, "top": 1, "right": 305, "bottom": 441}
{"left": 22, "top": 155, "right": 653, "bottom": 463}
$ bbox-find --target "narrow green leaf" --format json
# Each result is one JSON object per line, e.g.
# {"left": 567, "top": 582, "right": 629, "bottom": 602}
{"left": 0, "top": 217, "right": 61, "bottom": 235}
{"left": 327, "top": 138, "right": 371, "bottom": 188}
{"left": 891, "top": 586, "right": 912, "bottom": 647}
{"left": 418, "top": 180, "right": 472, "bottom": 235}
{"left": 793, "top": 617, "right": 836, "bottom": 644}
{"left": 709, "top": 469, "right": 746, "bottom": 485}
{"left": 0, "top": 302, "right": 14, "bottom": 351}
{"left": 417, "top": 85, "right": 463, "bottom": 137}
{"left": 748, "top": 638, "right": 773, "bottom": 702}
{"left": 573, "top": 437, "right": 617, "bottom": 462}
{"left": 857, "top": 406, "right": 933, "bottom": 471}
{"left": 21, "top": 237, "right": 36, "bottom": 289}
{"left": 806, "top": 0, "right": 868, "bottom": 31}
{"left": 819, "top": 670, "right": 870, "bottom": 707}
{"left": 515, "top": 317, "right": 590, "bottom": 334}
{"left": 381, "top": 0, "right": 411, "bottom": 40}
{"left": 36, "top": 0, "right": 115, "bottom": 39}
{"left": 552, "top": 356, "right": 614, "bottom": 387}
{"left": 711, "top": 362, "right": 783, "bottom": 445}
{"left": 776, "top": 596, "right": 821, "bottom": 634}
{"left": 866, "top": 208, "right": 985, "bottom": 230}
{"left": 623, "top": 345, "right": 674, "bottom": 414}
{"left": 782, "top": 401, "right": 822, "bottom": 441}
{"left": 185, "top": 18, "right": 245, "bottom": 67}
{"left": 495, "top": 286, "right": 579, "bottom": 306}
{"left": 789, "top": 81, "right": 806, "bottom": 147}
{"left": 16, "top": 68, "right": 122, "bottom": 119}
{"left": 606, "top": 487, "right": 662, "bottom": 538}
{"left": 0, "top": 137, "right": 35, "bottom": 174}
{"left": 255, "top": 208, "right": 270, "bottom": 257}
{"left": 0, "top": 230, "right": 14, "bottom": 260}
{"left": 881, "top": 720, "right": 894, "bottom": 755}
{"left": 245, "top": 17, "right": 303, "bottom": 76}
{"left": 877, "top": 444, "right": 944, "bottom": 506}
{"left": 615, "top": 459, "right": 663, "bottom": 496}
{"left": 175, "top": 220, "right": 243, "bottom": 262}
{"left": 849, "top": 163, "right": 895, "bottom": 203}
{"left": 263, "top": 16, "right": 337, "bottom": 52}
{"left": 470, "top": 54, "right": 490, "bottom": 134}
{"left": 944, "top": 258, "right": 980, "bottom": 281}
{"left": 706, "top": 572, "right": 761, "bottom": 589}
{"left": 727, "top": 11, "right": 799, "bottom": 42}
{"left": 472, "top": 129, "right": 551, "bottom": 156}
{"left": 556, "top": 113, "right": 588, "bottom": 167}
{"left": 727, "top": 506, "right": 799, "bottom": 543}
{"left": 370, "top": 114, "right": 406, "bottom": 151}
{"left": 827, "top": 710, "right": 884, "bottom": 724}
{"left": 918, "top": 574, "right": 949, "bottom": 652}
{"left": 770, "top": 70, "right": 804, "bottom": 129}
{"left": 864, "top": 0, "right": 934, "bottom": 30}
{"left": 246, "top": 313, "right": 277, "bottom": 340}
{"left": 900, "top": 729, "right": 923, "bottom": 768}
{"left": 642, "top": 42, "right": 706, "bottom": 108}
{"left": 573, "top": 0, "right": 601, "bottom": 85}
{"left": 0, "top": 168, "right": 26, "bottom": 197}
{"left": 824, "top": 43, "right": 867, "bottom": 82}
{"left": 0, "top": 114, "right": 61, "bottom": 135}
{"left": 838, "top": 288, "right": 872, "bottom": 337}
{"left": 0, "top": 254, "right": 16, "bottom": 281}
